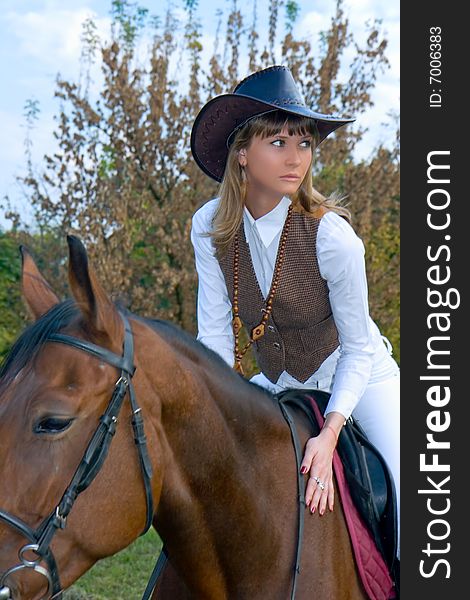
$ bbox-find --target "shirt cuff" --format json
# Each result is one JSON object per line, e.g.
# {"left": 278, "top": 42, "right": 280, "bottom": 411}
{"left": 324, "top": 388, "right": 359, "bottom": 421}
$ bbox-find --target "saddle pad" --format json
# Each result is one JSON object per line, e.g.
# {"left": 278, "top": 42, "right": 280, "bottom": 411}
{"left": 307, "top": 395, "right": 396, "bottom": 600}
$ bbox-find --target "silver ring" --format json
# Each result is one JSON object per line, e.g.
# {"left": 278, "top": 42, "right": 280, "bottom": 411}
{"left": 317, "top": 480, "right": 325, "bottom": 491}
{"left": 312, "top": 475, "right": 320, "bottom": 483}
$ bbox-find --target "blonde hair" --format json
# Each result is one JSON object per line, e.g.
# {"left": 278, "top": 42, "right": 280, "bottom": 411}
{"left": 208, "top": 111, "right": 351, "bottom": 257}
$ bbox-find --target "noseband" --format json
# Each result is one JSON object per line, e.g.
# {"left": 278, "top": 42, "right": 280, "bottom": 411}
{"left": 0, "top": 313, "right": 154, "bottom": 600}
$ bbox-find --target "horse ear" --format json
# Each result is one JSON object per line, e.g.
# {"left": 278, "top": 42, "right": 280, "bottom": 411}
{"left": 66, "top": 235, "right": 122, "bottom": 344}
{"left": 20, "top": 245, "right": 60, "bottom": 319}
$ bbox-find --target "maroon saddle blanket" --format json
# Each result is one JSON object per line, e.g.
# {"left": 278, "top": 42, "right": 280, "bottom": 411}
{"left": 308, "top": 395, "right": 396, "bottom": 600}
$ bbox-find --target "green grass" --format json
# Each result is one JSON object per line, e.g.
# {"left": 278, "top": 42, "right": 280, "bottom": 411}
{"left": 64, "top": 529, "right": 162, "bottom": 600}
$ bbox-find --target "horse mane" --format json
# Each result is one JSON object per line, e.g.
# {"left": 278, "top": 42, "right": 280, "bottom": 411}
{"left": 129, "top": 311, "right": 274, "bottom": 399}
{"left": 0, "top": 301, "right": 273, "bottom": 401}
{"left": 0, "top": 299, "right": 80, "bottom": 391}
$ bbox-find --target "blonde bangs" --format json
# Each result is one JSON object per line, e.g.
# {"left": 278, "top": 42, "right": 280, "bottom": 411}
{"left": 247, "top": 111, "right": 319, "bottom": 142}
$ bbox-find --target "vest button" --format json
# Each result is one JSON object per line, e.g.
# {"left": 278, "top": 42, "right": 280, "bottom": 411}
{"left": 273, "top": 342, "right": 281, "bottom": 349}
{"left": 268, "top": 325, "right": 275, "bottom": 332}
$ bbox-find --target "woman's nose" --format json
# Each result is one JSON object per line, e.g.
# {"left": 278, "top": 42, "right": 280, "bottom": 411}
{"left": 285, "top": 150, "right": 301, "bottom": 166}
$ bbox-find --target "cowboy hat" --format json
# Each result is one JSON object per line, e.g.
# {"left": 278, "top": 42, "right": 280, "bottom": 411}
{"left": 190, "top": 65, "right": 355, "bottom": 182}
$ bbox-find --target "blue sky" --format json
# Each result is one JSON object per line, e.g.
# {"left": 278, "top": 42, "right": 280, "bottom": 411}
{"left": 0, "top": 0, "right": 399, "bottom": 229}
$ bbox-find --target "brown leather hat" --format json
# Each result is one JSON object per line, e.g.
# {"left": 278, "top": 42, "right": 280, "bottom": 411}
{"left": 190, "top": 65, "right": 355, "bottom": 182}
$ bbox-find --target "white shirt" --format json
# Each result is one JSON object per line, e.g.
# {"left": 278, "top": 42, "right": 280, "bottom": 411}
{"left": 190, "top": 196, "right": 398, "bottom": 420}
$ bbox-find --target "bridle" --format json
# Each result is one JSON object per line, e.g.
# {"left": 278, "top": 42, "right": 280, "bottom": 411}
{"left": 0, "top": 312, "right": 154, "bottom": 600}
{"left": 0, "top": 312, "right": 312, "bottom": 600}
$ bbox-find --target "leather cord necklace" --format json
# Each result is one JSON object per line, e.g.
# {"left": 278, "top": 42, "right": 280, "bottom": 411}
{"left": 233, "top": 204, "right": 293, "bottom": 375}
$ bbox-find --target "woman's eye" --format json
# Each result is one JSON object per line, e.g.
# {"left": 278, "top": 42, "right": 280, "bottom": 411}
{"left": 34, "top": 417, "right": 74, "bottom": 435}
{"left": 271, "top": 139, "right": 312, "bottom": 147}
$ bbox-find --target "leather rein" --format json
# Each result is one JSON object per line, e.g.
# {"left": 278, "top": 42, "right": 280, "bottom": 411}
{"left": 276, "top": 393, "right": 319, "bottom": 600}
{"left": 0, "top": 313, "right": 153, "bottom": 600}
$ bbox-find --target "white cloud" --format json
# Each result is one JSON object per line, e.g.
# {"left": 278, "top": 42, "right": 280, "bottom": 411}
{"left": 343, "top": 0, "right": 399, "bottom": 21}
{"left": 382, "top": 20, "right": 399, "bottom": 80}
{"left": 294, "top": 9, "right": 331, "bottom": 42}
{"left": 4, "top": 2, "right": 111, "bottom": 70}
{"left": 343, "top": 0, "right": 399, "bottom": 85}
{"left": 0, "top": 2, "right": 112, "bottom": 229}
{"left": 292, "top": 0, "right": 399, "bottom": 159}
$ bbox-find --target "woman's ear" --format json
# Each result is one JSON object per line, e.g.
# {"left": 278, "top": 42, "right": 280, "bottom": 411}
{"left": 238, "top": 149, "right": 247, "bottom": 167}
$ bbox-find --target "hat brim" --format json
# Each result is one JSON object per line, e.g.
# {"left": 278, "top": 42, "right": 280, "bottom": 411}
{"left": 190, "top": 93, "right": 355, "bottom": 182}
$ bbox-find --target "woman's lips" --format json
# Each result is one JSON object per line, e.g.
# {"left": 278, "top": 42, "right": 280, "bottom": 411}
{"left": 280, "top": 175, "right": 300, "bottom": 180}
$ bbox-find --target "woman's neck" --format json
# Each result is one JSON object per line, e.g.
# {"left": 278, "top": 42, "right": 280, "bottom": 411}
{"left": 244, "top": 189, "right": 285, "bottom": 219}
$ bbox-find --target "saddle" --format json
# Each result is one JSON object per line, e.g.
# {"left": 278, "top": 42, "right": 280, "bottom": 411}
{"left": 275, "top": 388, "right": 399, "bottom": 596}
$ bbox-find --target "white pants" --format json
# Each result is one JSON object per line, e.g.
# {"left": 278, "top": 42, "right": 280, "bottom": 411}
{"left": 250, "top": 367, "right": 400, "bottom": 557}
{"left": 351, "top": 372, "right": 400, "bottom": 557}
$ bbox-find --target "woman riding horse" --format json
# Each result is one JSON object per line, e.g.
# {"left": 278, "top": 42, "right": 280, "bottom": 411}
{"left": 190, "top": 65, "right": 400, "bottom": 549}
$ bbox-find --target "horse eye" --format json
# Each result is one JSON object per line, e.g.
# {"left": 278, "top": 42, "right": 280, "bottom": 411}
{"left": 34, "top": 417, "right": 74, "bottom": 435}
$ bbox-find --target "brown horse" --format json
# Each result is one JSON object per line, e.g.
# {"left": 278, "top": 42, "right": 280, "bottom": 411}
{"left": 0, "top": 236, "right": 366, "bottom": 599}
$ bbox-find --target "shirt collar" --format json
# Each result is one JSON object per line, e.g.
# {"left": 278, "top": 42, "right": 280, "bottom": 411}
{"left": 243, "top": 196, "right": 292, "bottom": 248}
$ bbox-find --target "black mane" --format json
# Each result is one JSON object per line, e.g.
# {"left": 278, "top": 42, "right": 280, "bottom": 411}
{"left": 0, "top": 302, "right": 272, "bottom": 400}
{"left": 132, "top": 312, "right": 268, "bottom": 394}
{"left": 0, "top": 299, "right": 80, "bottom": 389}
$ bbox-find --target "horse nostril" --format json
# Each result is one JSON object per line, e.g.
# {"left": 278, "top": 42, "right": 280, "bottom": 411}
{"left": 0, "top": 586, "right": 12, "bottom": 600}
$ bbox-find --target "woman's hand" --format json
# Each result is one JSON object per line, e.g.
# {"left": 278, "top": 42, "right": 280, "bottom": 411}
{"left": 299, "top": 412, "right": 344, "bottom": 515}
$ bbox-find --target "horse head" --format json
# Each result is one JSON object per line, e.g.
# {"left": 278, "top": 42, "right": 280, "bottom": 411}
{"left": 0, "top": 236, "right": 163, "bottom": 599}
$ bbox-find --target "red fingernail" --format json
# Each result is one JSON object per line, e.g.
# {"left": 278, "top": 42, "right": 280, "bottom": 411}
{"left": 310, "top": 506, "right": 315, "bottom": 514}
{"left": 300, "top": 466, "right": 307, "bottom": 474}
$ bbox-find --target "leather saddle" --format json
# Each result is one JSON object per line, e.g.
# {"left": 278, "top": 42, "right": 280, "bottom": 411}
{"left": 275, "top": 388, "right": 399, "bottom": 588}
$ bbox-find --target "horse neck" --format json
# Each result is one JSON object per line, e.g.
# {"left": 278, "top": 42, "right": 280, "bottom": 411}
{"left": 134, "top": 319, "right": 296, "bottom": 595}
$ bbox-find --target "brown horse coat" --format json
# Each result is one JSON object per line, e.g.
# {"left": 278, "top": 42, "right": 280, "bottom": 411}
{"left": 0, "top": 237, "right": 366, "bottom": 599}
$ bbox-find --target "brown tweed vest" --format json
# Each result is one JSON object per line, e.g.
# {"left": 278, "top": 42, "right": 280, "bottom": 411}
{"left": 218, "top": 208, "right": 339, "bottom": 383}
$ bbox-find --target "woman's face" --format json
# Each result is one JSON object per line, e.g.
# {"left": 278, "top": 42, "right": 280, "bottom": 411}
{"left": 238, "top": 125, "right": 313, "bottom": 197}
